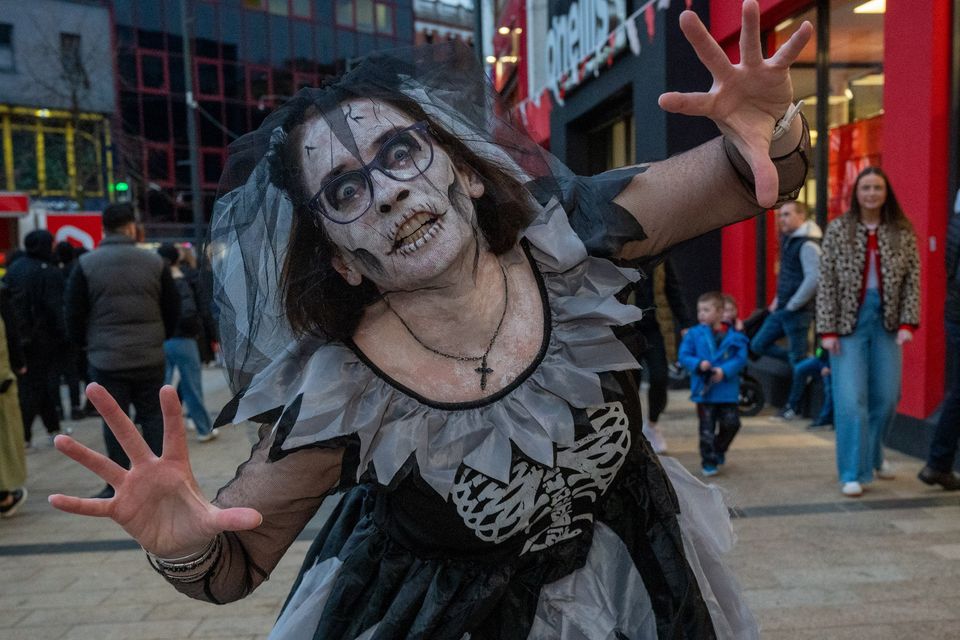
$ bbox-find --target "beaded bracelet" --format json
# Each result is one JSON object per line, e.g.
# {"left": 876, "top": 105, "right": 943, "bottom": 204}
{"left": 144, "top": 535, "right": 221, "bottom": 582}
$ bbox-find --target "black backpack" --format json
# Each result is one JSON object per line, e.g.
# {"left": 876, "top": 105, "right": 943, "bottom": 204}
{"left": 173, "top": 276, "right": 200, "bottom": 335}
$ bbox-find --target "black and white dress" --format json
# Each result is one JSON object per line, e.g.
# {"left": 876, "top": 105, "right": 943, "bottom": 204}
{"left": 183, "top": 185, "right": 758, "bottom": 640}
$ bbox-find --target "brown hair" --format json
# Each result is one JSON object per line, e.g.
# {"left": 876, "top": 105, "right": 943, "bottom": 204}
{"left": 270, "top": 94, "right": 538, "bottom": 342}
{"left": 781, "top": 200, "right": 809, "bottom": 218}
{"left": 698, "top": 291, "right": 725, "bottom": 311}
{"left": 846, "top": 166, "right": 914, "bottom": 246}
{"left": 721, "top": 293, "right": 738, "bottom": 311}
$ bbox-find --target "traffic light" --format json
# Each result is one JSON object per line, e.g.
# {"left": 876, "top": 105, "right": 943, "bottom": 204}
{"left": 113, "top": 181, "right": 131, "bottom": 202}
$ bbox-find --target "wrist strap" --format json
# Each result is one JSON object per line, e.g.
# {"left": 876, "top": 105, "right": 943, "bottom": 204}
{"left": 772, "top": 101, "right": 805, "bottom": 142}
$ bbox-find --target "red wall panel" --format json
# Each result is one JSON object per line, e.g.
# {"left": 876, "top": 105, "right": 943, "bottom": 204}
{"left": 882, "top": 0, "right": 952, "bottom": 418}
{"left": 711, "top": 0, "right": 809, "bottom": 47}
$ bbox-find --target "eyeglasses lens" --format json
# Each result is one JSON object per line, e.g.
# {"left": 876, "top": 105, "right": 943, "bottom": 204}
{"left": 321, "top": 126, "right": 433, "bottom": 223}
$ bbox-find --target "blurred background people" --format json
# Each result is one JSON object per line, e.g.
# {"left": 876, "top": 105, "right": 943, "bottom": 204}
{"left": 750, "top": 200, "right": 822, "bottom": 420}
{"left": 722, "top": 294, "right": 745, "bottom": 332}
{"left": 54, "top": 241, "right": 88, "bottom": 421}
{"left": 918, "top": 189, "right": 960, "bottom": 490}
{"left": 619, "top": 258, "right": 693, "bottom": 454}
{"left": 817, "top": 167, "right": 920, "bottom": 498}
{"left": 0, "top": 283, "right": 27, "bottom": 517}
{"left": 786, "top": 349, "right": 833, "bottom": 430}
{"left": 3, "top": 230, "right": 67, "bottom": 447}
{"left": 64, "top": 204, "right": 180, "bottom": 498}
{"left": 157, "top": 244, "right": 218, "bottom": 442}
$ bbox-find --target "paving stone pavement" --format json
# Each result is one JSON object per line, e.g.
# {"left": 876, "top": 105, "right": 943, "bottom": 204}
{"left": 1, "top": 370, "right": 958, "bottom": 639}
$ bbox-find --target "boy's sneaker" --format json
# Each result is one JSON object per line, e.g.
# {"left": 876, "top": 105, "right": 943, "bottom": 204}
{"left": 841, "top": 481, "right": 863, "bottom": 497}
{"left": 642, "top": 421, "right": 668, "bottom": 454}
{"left": 701, "top": 465, "right": 719, "bottom": 478}
{"left": 0, "top": 488, "right": 27, "bottom": 518}
{"left": 876, "top": 460, "right": 896, "bottom": 480}
{"left": 774, "top": 407, "right": 798, "bottom": 421}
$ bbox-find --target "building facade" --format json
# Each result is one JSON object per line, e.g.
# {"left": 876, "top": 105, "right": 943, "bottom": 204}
{"left": 413, "top": 0, "right": 473, "bottom": 46}
{"left": 0, "top": 0, "right": 116, "bottom": 247}
{"left": 109, "top": 0, "right": 414, "bottom": 235}
{"left": 501, "top": 0, "right": 723, "bottom": 320}
{"left": 496, "top": 0, "right": 958, "bottom": 427}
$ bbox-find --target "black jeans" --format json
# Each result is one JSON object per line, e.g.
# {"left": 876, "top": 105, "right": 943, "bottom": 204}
{"left": 638, "top": 324, "right": 670, "bottom": 423}
{"left": 697, "top": 403, "right": 741, "bottom": 467}
{"left": 88, "top": 364, "right": 165, "bottom": 470}
{"left": 927, "top": 320, "right": 960, "bottom": 472}
{"left": 18, "top": 348, "right": 61, "bottom": 441}
{"left": 58, "top": 345, "right": 83, "bottom": 410}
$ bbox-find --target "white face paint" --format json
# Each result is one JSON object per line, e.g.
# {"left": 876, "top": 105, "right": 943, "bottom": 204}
{"left": 299, "top": 99, "right": 485, "bottom": 292}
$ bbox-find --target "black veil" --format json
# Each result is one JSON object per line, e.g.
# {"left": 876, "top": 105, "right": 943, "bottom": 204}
{"left": 209, "top": 42, "right": 571, "bottom": 393}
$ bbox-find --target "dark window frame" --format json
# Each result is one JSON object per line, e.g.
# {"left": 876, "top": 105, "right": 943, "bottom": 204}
{"left": 195, "top": 56, "right": 224, "bottom": 100}
{"left": 200, "top": 146, "right": 226, "bottom": 188}
{"left": 0, "top": 22, "right": 14, "bottom": 71}
{"left": 336, "top": 0, "right": 355, "bottom": 29}
{"left": 375, "top": 1, "right": 396, "bottom": 36}
{"left": 144, "top": 141, "right": 175, "bottom": 187}
{"left": 246, "top": 64, "right": 273, "bottom": 105}
{"left": 243, "top": 0, "right": 313, "bottom": 20}
{"left": 137, "top": 49, "right": 170, "bottom": 94}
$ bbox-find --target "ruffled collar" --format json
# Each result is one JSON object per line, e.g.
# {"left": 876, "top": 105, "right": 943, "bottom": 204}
{"left": 219, "top": 199, "right": 644, "bottom": 498}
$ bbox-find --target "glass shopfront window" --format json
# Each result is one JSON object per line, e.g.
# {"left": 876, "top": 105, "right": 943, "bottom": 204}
{"left": 770, "top": 0, "right": 885, "bottom": 218}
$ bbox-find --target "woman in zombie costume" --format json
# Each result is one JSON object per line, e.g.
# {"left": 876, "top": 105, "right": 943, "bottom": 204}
{"left": 50, "top": 5, "right": 811, "bottom": 639}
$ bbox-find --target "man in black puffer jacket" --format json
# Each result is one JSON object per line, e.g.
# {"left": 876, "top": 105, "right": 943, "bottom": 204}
{"left": 3, "top": 229, "right": 66, "bottom": 445}
{"left": 64, "top": 204, "right": 180, "bottom": 498}
{"left": 919, "top": 190, "right": 960, "bottom": 490}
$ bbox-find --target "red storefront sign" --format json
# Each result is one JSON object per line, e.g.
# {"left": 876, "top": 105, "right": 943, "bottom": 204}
{"left": 46, "top": 213, "right": 103, "bottom": 249}
{"left": 0, "top": 192, "right": 29, "bottom": 217}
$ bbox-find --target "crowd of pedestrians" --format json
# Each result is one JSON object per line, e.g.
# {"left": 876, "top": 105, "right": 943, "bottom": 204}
{"left": 0, "top": 203, "right": 220, "bottom": 512}
{"left": 627, "top": 169, "right": 956, "bottom": 499}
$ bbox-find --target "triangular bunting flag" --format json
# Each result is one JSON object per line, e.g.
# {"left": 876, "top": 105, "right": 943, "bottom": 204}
{"left": 625, "top": 16, "right": 641, "bottom": 55}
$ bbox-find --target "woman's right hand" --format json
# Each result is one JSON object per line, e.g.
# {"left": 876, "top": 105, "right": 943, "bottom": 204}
{"left": 821, "top": 336, "right": 840, "bottom": 355}
{"left": 49, "top": 384, "right": 263, "bottom": 558}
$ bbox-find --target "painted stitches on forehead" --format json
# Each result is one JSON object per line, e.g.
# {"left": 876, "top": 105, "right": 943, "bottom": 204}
{"left": 301, "top": 100, "right": 419, "bottom": 188}
{"left": 318, "top": 125, "right": 411, "bottom": 186}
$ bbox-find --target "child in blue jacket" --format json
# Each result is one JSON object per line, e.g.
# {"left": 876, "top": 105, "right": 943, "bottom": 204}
{"left": 679, "top": 292, "right": 750, "bottom": 476}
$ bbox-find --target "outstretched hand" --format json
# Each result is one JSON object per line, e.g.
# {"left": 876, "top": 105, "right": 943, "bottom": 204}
{"left": 49, "top": 383, "right": 262, "bottom": 558}
{"left": 659, "top": 0, "right": 813, "bottom": 207}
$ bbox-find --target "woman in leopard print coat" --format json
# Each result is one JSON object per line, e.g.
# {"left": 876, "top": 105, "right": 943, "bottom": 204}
{"left": 816, "top": 167, "right": 920, "bottom": 498}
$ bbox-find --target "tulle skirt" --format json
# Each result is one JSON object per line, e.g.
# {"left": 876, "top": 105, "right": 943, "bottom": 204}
{"left": 270, "top": 457, "right": 757, "bottom": 640}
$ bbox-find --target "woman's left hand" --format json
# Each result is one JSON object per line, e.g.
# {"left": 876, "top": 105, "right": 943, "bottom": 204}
{"left": 658, "top": 1, "right": 813, "bottom": 207}
{"left": 896, "top": 329, "right": 913, "bottom": 346}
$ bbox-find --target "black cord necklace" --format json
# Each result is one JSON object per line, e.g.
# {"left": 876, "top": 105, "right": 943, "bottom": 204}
{"left": 385, "top": 261, "right": 509, "bottom": 391}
